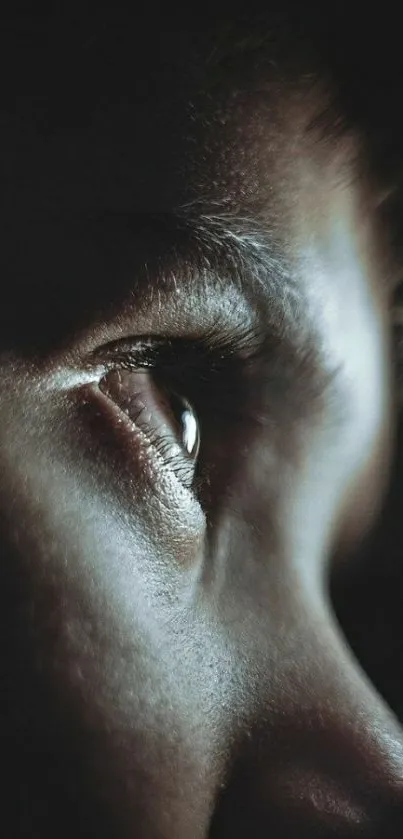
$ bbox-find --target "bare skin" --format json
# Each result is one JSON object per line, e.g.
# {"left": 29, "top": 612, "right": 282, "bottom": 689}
{"left": 1, "top": 9, "right": 403, "bottom": 838}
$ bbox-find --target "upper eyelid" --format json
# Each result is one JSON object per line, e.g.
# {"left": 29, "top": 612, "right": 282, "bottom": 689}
{"left": 59, "top": 281, "right": 260, "bottom": 365}
{"left": 37, "top": 234, "right": 313, "bottom": 387}
{"left": 88, "top": 326, "right": 270, "bottom": 376}
{"left": 40, "top": 329, "right": 264, "bottom": 393}
{"left": 51, "top": 216, "right": 285, "bottom": 359}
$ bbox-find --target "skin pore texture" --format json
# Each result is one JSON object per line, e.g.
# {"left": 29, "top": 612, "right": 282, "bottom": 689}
{"left": 1, "top": 6, "right": 403, "bottom": 838}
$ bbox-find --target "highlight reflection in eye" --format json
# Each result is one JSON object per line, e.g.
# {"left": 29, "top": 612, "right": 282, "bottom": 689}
{"left": 170, "top": 393, "right": 200, "bottom": 459}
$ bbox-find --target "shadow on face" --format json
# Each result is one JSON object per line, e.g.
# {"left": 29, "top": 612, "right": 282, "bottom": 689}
{"left": 1, "top": 7, "right": 403, "bottom": 838}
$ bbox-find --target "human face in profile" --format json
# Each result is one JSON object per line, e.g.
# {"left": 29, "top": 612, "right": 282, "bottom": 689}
{"left": 1, "top": 11, "right": 403, "bottom": 838}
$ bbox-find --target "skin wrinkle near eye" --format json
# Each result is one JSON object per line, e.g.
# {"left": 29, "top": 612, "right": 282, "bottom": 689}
{"left": 97, "top": 370, "right": 199, "bottom": 490}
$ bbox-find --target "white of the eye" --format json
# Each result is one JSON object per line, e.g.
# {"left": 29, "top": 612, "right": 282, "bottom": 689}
{"left": 182, "top": 408, "right": 199, "bottom": 456}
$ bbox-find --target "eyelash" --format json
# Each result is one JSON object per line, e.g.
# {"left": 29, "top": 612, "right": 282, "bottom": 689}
{"left": 94, "top": 323, "right": 265, "bottom": 370}
{"left": 93, "top": 325, "right": 267, "bottom": 418}
{"left": 92, "top": 326, "right": 266, "bottom": 488}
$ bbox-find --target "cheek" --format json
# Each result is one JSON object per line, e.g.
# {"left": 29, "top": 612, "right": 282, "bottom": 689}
{"left": 0, "top": 365, "right": 208, "bottom": 692}
{"left": 0, "top": 369, "right": 224, "bottom": 823}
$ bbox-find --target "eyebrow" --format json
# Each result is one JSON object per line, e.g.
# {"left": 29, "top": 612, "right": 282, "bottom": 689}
{"left": 58, "top": 207, "right": 302, "bottom": 354}
{"left": 19, "top": 207, "right": 305, "bottom": 364}
{"left": 171, "top": 208, "right": 304, "bottom": 340}
{"left": 180, "top": 209, "right": 293, "bottom": 294}
{"left": 94, "top": 208, "right": 301, "bottom": 322}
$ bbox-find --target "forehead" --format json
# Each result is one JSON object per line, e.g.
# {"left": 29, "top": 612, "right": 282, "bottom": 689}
{"left": 0, "top": 11, "right": 381, "bottom": 362}
{"left": 0, "top": 11, "right": 339, "bottom": 215}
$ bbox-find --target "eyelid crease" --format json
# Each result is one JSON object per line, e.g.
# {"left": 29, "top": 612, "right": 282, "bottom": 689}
{"left": 89, "top": 321, "right": 271, "bottom": 375}
{"left": 52, "top": 209, "right": 300, "bottom": 364}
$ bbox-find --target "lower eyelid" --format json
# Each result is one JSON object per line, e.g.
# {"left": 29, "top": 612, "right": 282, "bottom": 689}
{"left": 83, "top": 379, "right": 197, "bottom": 493}
{"left": 99, "top": 369, "right": 180, "bottom": 448}
{"left": 72, "top": 382, "right": 207, "bottom": 554}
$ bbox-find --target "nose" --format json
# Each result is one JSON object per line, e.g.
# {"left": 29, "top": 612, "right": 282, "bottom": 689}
{"left": 209, "top": 594, "right": 403, "bottom": 839}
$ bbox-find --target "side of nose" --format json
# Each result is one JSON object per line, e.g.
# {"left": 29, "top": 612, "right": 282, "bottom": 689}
{"left": 209, "top": 594, "right": 403, "bottom": 839}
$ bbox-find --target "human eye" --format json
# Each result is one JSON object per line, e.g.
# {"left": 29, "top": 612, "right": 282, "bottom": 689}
{"left": 87, "top": 325, "right": 265, "bottom": 503}
{"left": 95, "top": 337, "right": 201, "bottom": 490}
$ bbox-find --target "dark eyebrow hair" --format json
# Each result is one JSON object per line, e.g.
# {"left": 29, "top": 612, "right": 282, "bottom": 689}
{"left": 140, "top": 209, "right": 304, "bottom": 346}
{"left": 115, "top": 208, "right": 300, "bottom": 332}
{"left": 88, "top": 207, "right": 294, "bottom": 300}
{"left": 0, "top": 205, "right": 301, "bottom": 360}
{"left": 179, "top": 209, "right": 292, "bottom": 290}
